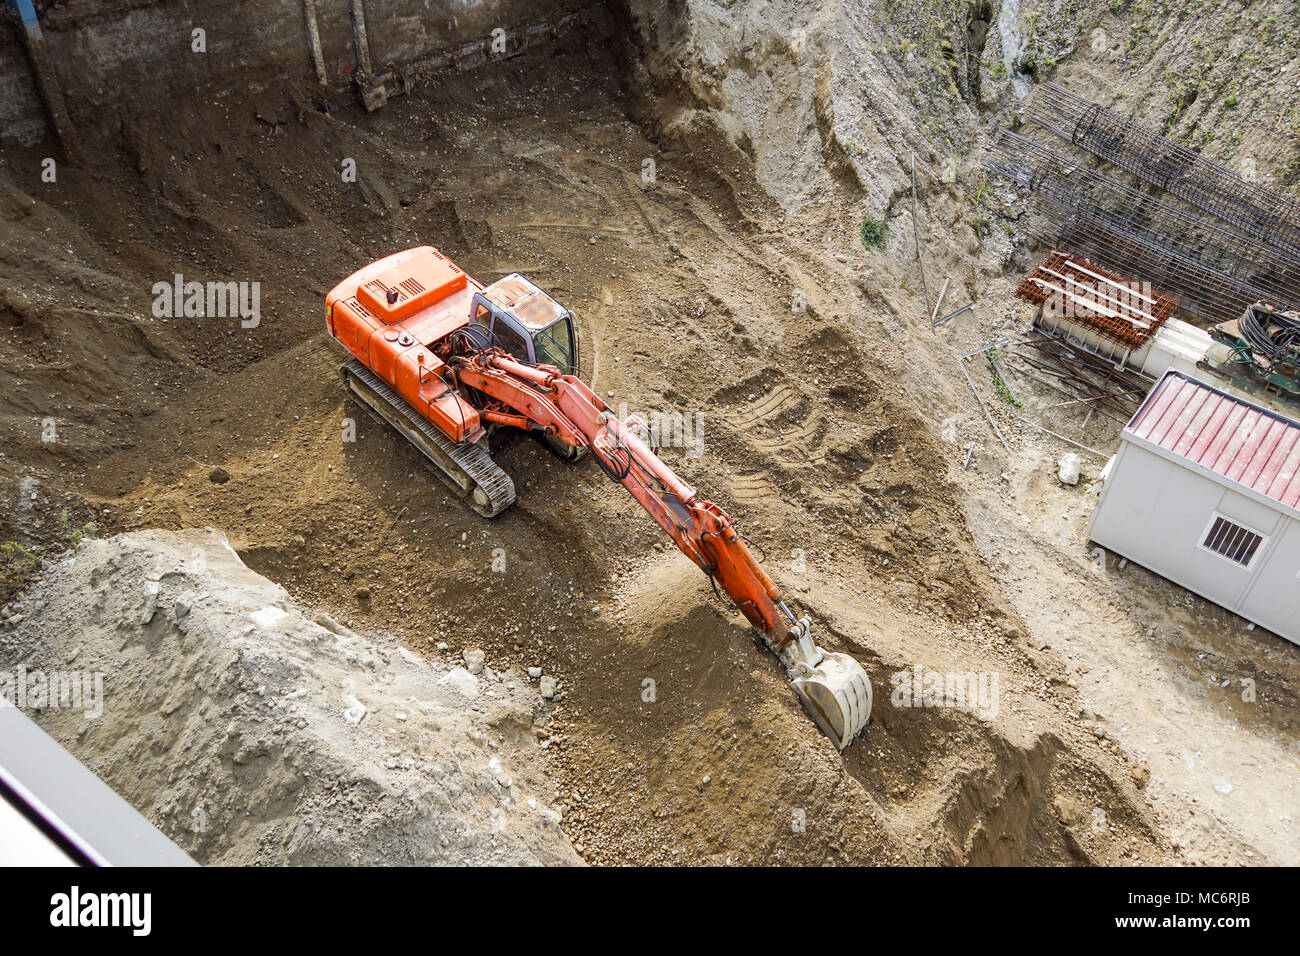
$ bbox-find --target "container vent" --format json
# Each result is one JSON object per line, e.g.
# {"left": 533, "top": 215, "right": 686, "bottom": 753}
{"left": 1201, "top": 515, "right": 1264, "bottom": 568}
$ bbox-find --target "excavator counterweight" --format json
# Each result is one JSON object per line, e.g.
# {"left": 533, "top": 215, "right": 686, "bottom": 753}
{"left": 326, "top": 246, "right": 872, "bottom": 749}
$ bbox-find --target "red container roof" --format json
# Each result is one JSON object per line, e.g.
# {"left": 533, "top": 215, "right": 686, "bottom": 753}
{"left": 1128, "top": 373, "right": 1300, "bottom": 515}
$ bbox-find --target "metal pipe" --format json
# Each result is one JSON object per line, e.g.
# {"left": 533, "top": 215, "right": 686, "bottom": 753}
{"left": 960, "top": 338, "right": 1009, "bottom": 359}
{"left": 958, "top": 356, "right": 1012, "bottom": 454}
{"left": 303, "top": 0, "right": 329, "bottom": 88}
{"left": 934, "top": 302, "right": 973, "bottom": 327}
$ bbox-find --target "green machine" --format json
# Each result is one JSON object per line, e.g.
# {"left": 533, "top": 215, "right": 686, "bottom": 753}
{"left": 1199, "top": 303, "right": 1300, "bottom": 405}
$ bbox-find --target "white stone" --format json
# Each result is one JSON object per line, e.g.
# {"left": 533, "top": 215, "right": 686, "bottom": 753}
{"left": 342, "top": 696, "right": 367, "bottom": 725}
{"left": 141, "top": 581, "right": 161, "bottom": 624}
{"left": 438, "top": 667, "right": 480, "bottom": 701}
{"left": 250, "top": 606, "right": 289, "bottom": 629}
{"left": 1057, "top": 453, "right": 1082, "bottom": 486}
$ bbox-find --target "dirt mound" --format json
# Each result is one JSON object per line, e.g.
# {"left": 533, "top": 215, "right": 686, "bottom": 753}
{"left": 0, "top": 528, "right": 579, "bottom": 866}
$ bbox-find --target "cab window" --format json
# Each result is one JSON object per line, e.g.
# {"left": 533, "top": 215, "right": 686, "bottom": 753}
{"left": 533, "top": 318, "right": 575, "bottom": 373}
{"left": 491, "top": 316, "right": 531, "bottom": 363}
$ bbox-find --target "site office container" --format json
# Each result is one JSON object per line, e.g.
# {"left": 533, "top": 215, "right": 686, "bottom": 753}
{"left": 1088, "top": 371, "right": 1300, "bottom": 645}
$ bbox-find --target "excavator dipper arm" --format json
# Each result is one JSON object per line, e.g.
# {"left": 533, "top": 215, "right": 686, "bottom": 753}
{"left": 454, "top": 350, "right": 873, "bottom": 749}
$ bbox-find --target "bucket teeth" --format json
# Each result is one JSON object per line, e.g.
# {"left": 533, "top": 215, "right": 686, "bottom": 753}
{"left": 791, "top": 652, "right": 873, "bottom": 750}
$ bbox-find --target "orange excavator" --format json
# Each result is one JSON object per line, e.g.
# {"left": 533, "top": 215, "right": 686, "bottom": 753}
{"left": 326, "top": 246, "right": 872, "bottom": 748}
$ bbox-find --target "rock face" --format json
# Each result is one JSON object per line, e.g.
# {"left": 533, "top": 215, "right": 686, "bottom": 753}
{"left": 0, "top": 528, "right": 580, "bottom": 866}
{"left": 621, "top": 0, "right": 931, "bottom": 216}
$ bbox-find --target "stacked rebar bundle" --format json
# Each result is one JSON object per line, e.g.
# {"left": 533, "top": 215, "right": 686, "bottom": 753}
{"left": 1015, "top": 250, "right": 1177, "bottom": 348}
{"left": 987, "top": 130, "right": 1300, "bottom": 323}
{"left": 1031, "top": 210, "right": 1257, "bottom": 324}
{"left": 1028, "top": 82, "right": 1300, "bottom": 259}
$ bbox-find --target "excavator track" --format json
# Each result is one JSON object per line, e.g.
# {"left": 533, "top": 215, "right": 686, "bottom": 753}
{"left": 341, "top": 359, "right": 516, "bottom": 518}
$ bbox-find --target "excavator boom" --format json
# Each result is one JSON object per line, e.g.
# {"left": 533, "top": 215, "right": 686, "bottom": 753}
{"left": 453, "top": 350, "right": 873, "bottom": 749}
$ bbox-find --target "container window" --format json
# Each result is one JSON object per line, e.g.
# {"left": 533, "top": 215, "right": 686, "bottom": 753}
{"left": 1200, "top": 515, "right": 1265, "bottom": 568}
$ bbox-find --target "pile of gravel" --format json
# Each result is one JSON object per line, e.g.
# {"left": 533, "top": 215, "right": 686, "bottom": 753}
{"left": 0, "top": 528, "right": 580, "bottom": 866}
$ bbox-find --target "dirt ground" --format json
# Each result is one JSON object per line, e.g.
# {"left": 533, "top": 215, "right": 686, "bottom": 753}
{"left": 0, "top": 8, "right": 1295, "bottom": 865}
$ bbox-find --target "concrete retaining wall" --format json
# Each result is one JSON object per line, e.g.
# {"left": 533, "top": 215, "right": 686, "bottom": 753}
{"left": 1, "top": 11, "right": 46, "bottom": 145}
{"left": 2, "top": 0, "right": 594, "bottom": 146}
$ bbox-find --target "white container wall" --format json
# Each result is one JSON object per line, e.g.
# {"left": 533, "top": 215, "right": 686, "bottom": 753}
{"left": 1088, "top": 372, "right": 1300, "bottom": 645}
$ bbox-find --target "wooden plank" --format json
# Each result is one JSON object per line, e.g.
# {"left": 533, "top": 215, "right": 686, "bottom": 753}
{"left": 929, "top": 277, "right": 950, "bottom": 326}
{"left": 1064, "top": 258, "right": 1159, "bottom": 305}
{"left": 1037, "top": 266, "right": 1159, "bottom": 323}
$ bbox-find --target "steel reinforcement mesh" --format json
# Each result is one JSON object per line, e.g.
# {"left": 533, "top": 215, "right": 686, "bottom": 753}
{"left": 987, "top": 130, "right": 1300, "bottom": 324}
{"left": 1027, "top": 82, "right": 1300, "bottom": 260}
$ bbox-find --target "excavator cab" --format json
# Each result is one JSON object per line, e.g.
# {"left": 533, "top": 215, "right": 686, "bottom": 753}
{"left": 473, "top": 274, "right": 580, "bottom": 376}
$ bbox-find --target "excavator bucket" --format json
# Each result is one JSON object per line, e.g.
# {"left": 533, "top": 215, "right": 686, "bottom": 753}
{"left": 790, "top": 652, "right": 873, "bottom": 750}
